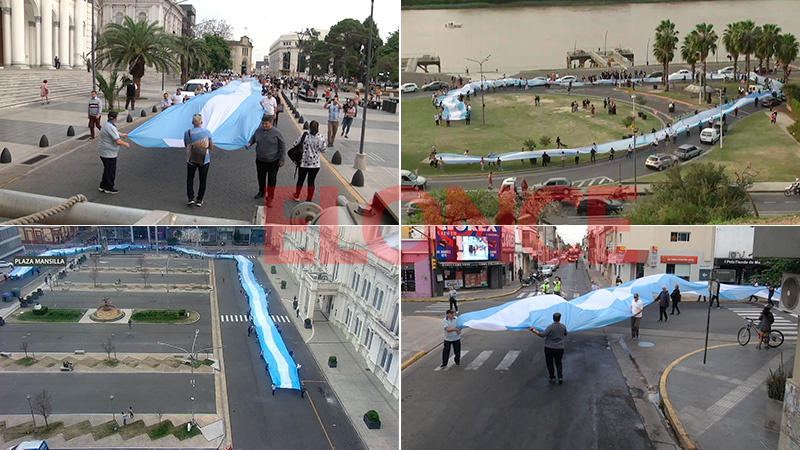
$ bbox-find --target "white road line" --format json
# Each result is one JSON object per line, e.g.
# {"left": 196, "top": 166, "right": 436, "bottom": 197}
{"left": 220, "top": 315, "right": 226, "bottom": 322}
{"left": 764, "top": 201, "right": 777, "bottom": 204}
{"left": 495, "top": 351, "right": 521, "bottom": 371}
{"left": 434, "top": 350, "right": 469, "bottom": 371}
{"left": 587, "top": 179, "right": 597, "bottom": 187}
{"left": 465, "top": 350, "right": 493, "bottom": 371}
{"left": 516, "top": 292, "right": 526, "bottom": 298}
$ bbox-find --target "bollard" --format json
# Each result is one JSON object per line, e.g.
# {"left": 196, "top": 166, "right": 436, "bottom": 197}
{"left": 0, "top": 148, "right": 11, "bottom": 164}
{"left": 331, "top": 150, "right": 342, "bottom": 165}
{"left": 67, "top": 125, "right": 75, "bottom": 136}
{"left": 351, "top": 169, "right": 365, "bottom": 187}
{"left": 303, "top": 121, "right": 309, "bottom": 130}
{"left": 140, "top": 110, "right": 147, "bottom": 117}
{"left": 152, "top": 105, "right": 158, "bottom": 113}
{"left": 298, "top": 116, "right": 304, "bottom": 124}
{"left": 39, "top": 135, "right": 49, "bottom": 147}
{"left": 127, "top": 114, "right": 134, "bottom": 123}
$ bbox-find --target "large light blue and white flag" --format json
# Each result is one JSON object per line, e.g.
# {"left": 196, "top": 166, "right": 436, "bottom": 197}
{"left": 127, "top": 80, "right": 265, "bottom": 150}
{"left": 457, "top": 273, "right": 780, "bottom": 332}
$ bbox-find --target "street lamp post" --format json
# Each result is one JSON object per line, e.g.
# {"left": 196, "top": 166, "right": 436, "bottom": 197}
{"left": 294, "top": 28, "right": 316, "bottom": 113}
{"left": 632, "top": 94, "right": 638, "bottom": 194}
{"left": 351, "top": 0, "right": 375, "bottom": 187}
{"left": 110, "top": 395, "right": 117, "bottom": 431}
{"left": 27, "top": 395, "right": 37, "bottom": 432}
{"left": 90, "top": 0, "right": 96, "bottom": 92}
{"left": 718, "top": 88, "right": 724, "bottom": 150}
{"left": 465, "top": 54, "right": 491, "bottom": 126}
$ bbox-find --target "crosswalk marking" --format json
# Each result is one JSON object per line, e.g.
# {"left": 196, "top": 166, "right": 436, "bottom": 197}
{"left": 271, "top": 314, "right": 290, "bottom": 323}
{"left": 495, "top": 350, "right": 521, "bottom": 371}
{"left": 414, "top": 304, "right": 450, "bottom": 314}
{"left": 728, "top": 307, "right": 798, "bottom": 339}
{"left": 221, "top": 314, "right": 291, "bottom": 323}
{"left": 434, "top": 350, "right": 470, "bottom": 371}
{"left": 573, "top": 176, "right": 615, "bottom": 189}
{"left": 466, "top": 351, "right": 493, "bottom": 370}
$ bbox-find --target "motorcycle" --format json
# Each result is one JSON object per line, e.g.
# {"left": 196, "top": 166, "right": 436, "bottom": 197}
{"left": 785, "top": 180, "right": 800, "bottom": 197}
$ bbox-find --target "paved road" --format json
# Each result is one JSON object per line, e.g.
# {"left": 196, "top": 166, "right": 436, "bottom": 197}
{"left": 63, "top": 271, "right": 209, "bottom": 285}
{"left": 213, "top": 260, "right": 365, "bottom": 450}
{"left": 0, "top": 373, "right": 215, "bottom": 414}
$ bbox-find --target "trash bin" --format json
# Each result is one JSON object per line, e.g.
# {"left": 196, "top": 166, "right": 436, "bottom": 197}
{"left": 382, "top": 100, "right": 397, "bottom": 114}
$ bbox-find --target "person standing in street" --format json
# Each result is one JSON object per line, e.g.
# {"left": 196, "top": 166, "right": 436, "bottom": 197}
{"left": 293, "top": 120, "right": 327, "bottom": 202}
{"left": 160, "top": 93, "right": 172, "bottom": 111}
{"left": 88, "top": 91, "right": 102, "bottom": 140}
{"left": 340, "top": 100, "right": 356, "bottom": 138}
{"left": 184, "top": 114, "right": 213, "bottom": 207}
{"left": 530, "top": 312, "right": 568, "bottom": 384}
{"left": 448, "top": 285, "right": 458, "bottom": 312}
{"left": 171, "top": 87, "right": 185, "bottom": 105}
{"left": 488, "top": 172, "right": 493, "bottom": 190}
{"left": 657, "top": 286, "right": 670, "bottom": 322}
{"left": 128, "top": 318, "right": 132, "bottom": 328}
{"left": 630, "top": 293, "right": 643, "bottom": 340}
{"left": 247, "top": 114, "right": 286, "bottom": 208}
{"left": 125, "top": 79, "right": 137, "bottom": 110}
{"left": 97, "top": 111, "right": 129, "bottom": 194}
{"left": 670, "top": 284, "right": 681, "bottom": 315}
{"left": 324, "top": 95, "right": 341, "bottom": 147}
{"left": 767, "top": 284, "right": 776, "bottom": 307}
{"left": 441, "top": 310, "right": 461, "bottom": 368}
{"left": 591, "top": 280, "right": 599, "bottom": 291}
{"left": 260, "top": 90, "right": 277, "bottom": 117}
{"left": 553, "top": 277, "right": 562, "bottom": 296}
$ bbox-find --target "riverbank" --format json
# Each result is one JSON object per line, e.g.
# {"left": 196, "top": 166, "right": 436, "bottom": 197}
{"left": 402, "top": 0, "right": 726, "bottom": 10}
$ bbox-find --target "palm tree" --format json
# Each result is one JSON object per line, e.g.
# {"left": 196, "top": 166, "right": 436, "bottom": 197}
{"left": 722, "top": 22, "right": 741, "bottom": 80}
{"left": 776, "top": 33, "right": 799, "bottom": 81}
{"left": 96, "top": 16, "right": 178, "bottom": 97}
{"left": 681, "top": 31, "right": 700, "bottom": 82}
{"left": 693, "top": 23, "right": 718, "bottom": 88}
{"left": 757, "top": 24, "right": 782, "bottom": 72}
{"left": 175, "top": 35, "right": 210, "bottom": 84}
{"left": 736, "top": 20, "right": 759, "bottom": 86}
{"left": 653, "top": 20, "right": 679, "bottom": 92}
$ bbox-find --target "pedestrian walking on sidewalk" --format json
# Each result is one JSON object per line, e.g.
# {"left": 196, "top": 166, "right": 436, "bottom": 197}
{"left": 97, "top": 110, "right": 129, "bottom": 195}
{"left": 630, "top": 293, "right": 643, "bottom": 340}
{"left": 40, "top": 80, "right": 50, "bottom": 104}
{"left": 293, "top": 120, "right": 327, "bottom": 202}
{"left": 88, "top": 91, "right": 102, "bottom": 139}
{"left": 488, "top": 172, "right": 493, "bottom": 190}
{"left": 530, "top": 312, "right": 568, "bottom": 384}
{"left": 247, "top": 114, "right": 286, "bottom": 208}
{"left": 441, "top": 310, "right": 461, "bottom": 368}
{"left": 324, "top": 95, "right": 342, "bottom": 147}
{"left": 670, "top": 285, "right": 681, "bottom": 315}
{"left": 122, "top": 412, "right": 127, "bottom": 426}
{"left": 657, "top": 286, "right": 670, "bottom": 322}
{"left": 448, "top": 285, "right": 458, "bottom": 312}
{"left": 711, "top": 293, "right": 720, "bottom": 309}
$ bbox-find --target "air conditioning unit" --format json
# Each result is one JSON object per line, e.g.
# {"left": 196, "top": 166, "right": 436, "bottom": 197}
{"left": 729, "top": 251, "right": 738, "bottom": 258}
{"left": 779, "top": 273, "right": 800, "bottom": 313}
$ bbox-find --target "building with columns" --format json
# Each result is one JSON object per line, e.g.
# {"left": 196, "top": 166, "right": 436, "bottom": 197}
{"left": 267, "top": 226, "right": 400, "bottom": 397}
{"left": 0, "top": 0, "right": 191, "bottom": 69}
{"left": 268, "top": 29, "right": 327, "bottom": 77}
{"left": 227, "top": 35, "right": 252, "bottom": 75}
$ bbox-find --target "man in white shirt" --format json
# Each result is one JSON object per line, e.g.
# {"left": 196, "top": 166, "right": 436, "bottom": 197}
{"left": 630, "top": 293, "right": 643, "bottom": 340}
{"left": 171, "top": 87, "right": 185, "bottom": 105}
{"left": 260, "top": 91, "right": 277, "bottom": 116}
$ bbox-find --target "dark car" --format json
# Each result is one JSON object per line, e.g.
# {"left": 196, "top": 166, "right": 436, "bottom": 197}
{"left": 576, "top": 198, "right": 624, "bottom": 215}
{"left": 760, "top": 96, "right": 781, "bottom": 108}
{"left": 421, "top": 81, "right": 449, "bottom": 91}
{"left": 675, "top": 144, "right": 702, "bottom": 160}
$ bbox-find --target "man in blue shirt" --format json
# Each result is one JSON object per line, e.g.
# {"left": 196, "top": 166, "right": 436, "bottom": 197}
{"left": 324, "top": 95, "right": 341, "bottom": 147}
{"left": 183, "top": 114, "right": 213, "bottom": 207}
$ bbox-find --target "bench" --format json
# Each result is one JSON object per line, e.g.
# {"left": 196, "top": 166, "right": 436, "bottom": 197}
{"left": 0, "top": 352, "right": 11, "bottom": 358}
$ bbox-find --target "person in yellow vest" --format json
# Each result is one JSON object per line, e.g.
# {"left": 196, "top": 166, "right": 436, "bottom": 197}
{"left": 553, "top": 277, "right": 562, "bottom": 296}
{"left": 542, "top": 279, "right": 551, "bottom": 294}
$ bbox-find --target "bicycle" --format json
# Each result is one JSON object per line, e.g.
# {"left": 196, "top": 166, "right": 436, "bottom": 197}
{"left": 737, "top": 318, "right": 784, "bottom": 348}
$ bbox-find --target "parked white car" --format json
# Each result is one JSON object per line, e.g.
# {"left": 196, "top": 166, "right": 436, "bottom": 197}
{"left": 700, "top": 127, "right": 720, "bottom": 144}
{"left": 668, "top": 69, "right": 693, "bottom": 81}
{"left": 183, "top": 79, "right": 212, "bottom": 98}
{"left": 401, "top": 83, "right": 419, "bottom": 93}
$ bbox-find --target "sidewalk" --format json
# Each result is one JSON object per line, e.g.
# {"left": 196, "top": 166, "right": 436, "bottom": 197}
{"left": 261, "top": 261, "right": 398, "bottom": 450}
{"left": 402, "top": 284, "right": 522, "bottom": 302}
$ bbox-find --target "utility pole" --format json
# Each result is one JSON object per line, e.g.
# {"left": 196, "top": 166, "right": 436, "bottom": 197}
{"left": 465, "top": 54, "right": 491, "bottom": 125}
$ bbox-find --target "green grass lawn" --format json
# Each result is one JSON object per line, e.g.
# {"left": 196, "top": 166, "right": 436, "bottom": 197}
{"left": 17, "top": 308, "right": 85, "bottom": 322}
{"left": 634, "top": 110, "right": 800, "bottom": 183}
{"left": 130, "top": 309, "right": 197, "bottom": 324}
{"left": 402, "top": 93, "right": 661, "bottom": 176}
{"left": 645, "top": 81, "right": 748, "bottom": 107}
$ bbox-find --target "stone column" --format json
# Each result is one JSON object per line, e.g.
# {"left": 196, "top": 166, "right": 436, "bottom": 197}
{"left": 1, "top": 7, "right": 11, "bottom": 67}
{"left": 34, "top": 16, "right": 41, "bottom": 66}
{"left": 10, "top": 0, "right": 28, "bottom": 67}
{"left": 72, "top": 0, "right": 84, "bottom": 69}
{"left": 40, "top": 0, "right": 52, "bottom": 68}
{"left": 59, "top": 0, "right": 69, "bottom": 67}
{"left": 53, "top": 21, "right": 59, "bottom": 66}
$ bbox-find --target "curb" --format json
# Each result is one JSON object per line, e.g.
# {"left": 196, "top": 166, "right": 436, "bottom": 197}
{"left": 402, "top": 285, "right": 523, "bottom": 303}
{"left": 401, "top": 351, "right": 426, "bottom": 371}
{"left": 659, "top": 343, "right": 738, "bottom": 450}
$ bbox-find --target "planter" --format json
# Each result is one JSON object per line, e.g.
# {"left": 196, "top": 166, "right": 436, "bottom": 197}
{"left": 363, "top": 412, "right": 381, "bottom": 430}
{"left": 766, "top": 397, "right": 783, "bottom": 431}
{"left": 328, "top": 356, "right": 337, "bottom": 368}
{"left": 280, "top": 280, "right": 287, "bottom": 289}
{"left": 304, "top": 318, "right": 312, "bottom": 329}
{"left": 271, "top": 265, "right": 277, "bottom": 274}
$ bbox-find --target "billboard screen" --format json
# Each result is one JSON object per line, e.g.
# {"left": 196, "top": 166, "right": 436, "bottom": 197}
{"left": 460, "top": 235, "right": 489, "bottom": 261}
{"left": 436, "top": 226, "right": 499, "bottom": 261}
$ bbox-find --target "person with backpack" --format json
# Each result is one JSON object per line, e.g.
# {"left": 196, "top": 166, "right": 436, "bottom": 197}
{"left": 292, "top": 120, "right": 327, "bottom": 202}
{"left": 184, "top": 114, "right": 213, "bottom": 207}
{"left": 757, "top": 305, "right": 775, "bottom": 349}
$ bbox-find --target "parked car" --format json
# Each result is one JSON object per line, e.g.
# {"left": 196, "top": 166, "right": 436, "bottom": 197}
{"left": 401, "top": 83, "right": 419, "bottom": 93}
{"left": 0, "top": 261, "right": 13, "bottom": 268}
{"left": 675, "top": 144, "right": 702, "bottom": 160}
{"left": 400, "top": 170, "right": 427, "bottom": 190}
{"left": 668, "top": 69, "right": 693, "bottom": 81}
{"left": 541, "top": 265, "right": 553, "bottom": 277}
{"left": 532, "top": 177, "right": 573, "bottom": 197}
{"left": 648, "top": 71, "right": 664, "bottom": 79}
{"left": 700, "top": 127, "right": 720, "bottom": 144}
{"left": 645, "top": 153, "right": 679, "bottom": 171}
{"left": 716, "top": 66, "right": 736, "bottom": 76}
{"left": 576, "top": 198, "right": 624, "bottom": 215}
{"left": 421, "top": 81, "right": 449, "bottom": 91}
{"left": 555, "top": 75, "right": 576, "bottom": 83}
{"left": 6, "top": 441, "right": 49, "bottom": 450}
{"left": 760, "top": 96, "right": 781, "bottom": 108}
{"left": 183, "top": 79, "right": 212, "bottom": 98}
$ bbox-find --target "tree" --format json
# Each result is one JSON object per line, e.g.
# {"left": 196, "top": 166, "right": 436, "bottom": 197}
{"left": 627, "top": 162, "right": 751, "bottom": 224}
{"left": 21, "top": 339, "right": 29, "bottom": 358}
{"left": 90, "top": 267, "right": 100, "bottom": 287}
{"left": 776, "top": 33, "right": 799, "bottom": 81}
{"left": 681, "top": 31, "right": 700, "bottom": 81}
{"left": 522, "top": 138, "right": 537, "bottom": 151}
{"left": 95, "top": 70, "right": 128, "bottom": 110}
{"left": 175, "top": 35, "right": 210, "bottom": 84}
{"left": 736, "top": 20, "right": 759, "bottom": 87}
{"left": 95, "top": 17, "right": 178, "bottom": 97}
{"left": 141, "top": 268, "right": 150, "bottom": 287}
{"left": 653, "top": 20, "right": 679, "bottom": 92}
{"left": 757, "top": 24, "right": 781, "bottom": 71}
{"left": 375, "top": 30, "right": 398, "bottom": 83}
{"left": 203, "top": 34, "right": 233, "bottom": 74}
{"left": 33, "top": 389, "right": 52, "bottom": 430}
{"left": 757, "top": 259, "right": 800, "bottom": 287}
{"left": 136, "top": 255, "right": 144, "bottom": 271}
{"left": 723, "top": 22, "right": 742, "bottom": 80}
{"left": 325, "top": 19, "right": 370, "bottom": 78}
{"left": 101, "top": 336, "right": 116, "bottom": 361}
{"left": 693, "top": 23, "right": 718, "bottom": 88}
{"left": 193, "top": 18, "right": 233, "bottom": 39}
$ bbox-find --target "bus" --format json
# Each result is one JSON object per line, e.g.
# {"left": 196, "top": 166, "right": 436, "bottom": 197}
{"left": 567, "top": 245, "right": 581, "bottom": 263}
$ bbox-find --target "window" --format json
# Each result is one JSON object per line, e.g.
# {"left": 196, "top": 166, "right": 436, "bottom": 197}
{"left": 670, "top": 232, "right": 690, "bottom": 242}
{"left": 364, "top": 328, "right": 371, "bottom": 346}
{"left": 344, "top": 309, "right": 352, "bottom": 326}
{"left": 377, "top": 290, "right": 384, "bottom": 312}
{"left": 137, "top": 11, "right": 147, "bottom": 22}
{"left": 354, "top": 317, "right": 362, "bottom": 338}
{"left": 361, "top": 279, "right": 367, "bottom": 298}
{"left": 114, "top": 12, "right": 124, "bottom": 24}
{"left": 333, "top": 263, "right": 339, "bottom": 281}
{"left": 384, "top": 353, "right": 393, "bottom": 374}
{"left": 372, "top": 289, "right": 379, "bottom": 307}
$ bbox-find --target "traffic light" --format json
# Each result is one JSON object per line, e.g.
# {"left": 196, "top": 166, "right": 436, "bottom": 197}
{"left": 431, "top": 258, "right": 437, "bottom": 270}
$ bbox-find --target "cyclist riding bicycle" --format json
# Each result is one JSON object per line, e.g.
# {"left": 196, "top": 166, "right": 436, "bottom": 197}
{"left": 757, "top": 305, "right": 775, "bottom": 349}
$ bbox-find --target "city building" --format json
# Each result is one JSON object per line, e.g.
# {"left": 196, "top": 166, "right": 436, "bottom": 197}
{"left": 227, "top": 35, "right": 253, "bottom": 75}
{"left": 0, "top": 226, "right": 24, "bottom": 260}
{"left": 272, "top": 226, "right": 400, "bottom": 397}
{"left": 713, "top": 226, "right": 763, "bottom": 285}
{"left": 254, "top": 54, "right": 268, "bottom": 72}
{"left": 100, "top": 0, "right": 190, "bottom": 36}
{"left": 17, "top": 226, "right": 79, "bottom": 245}
{"left": 268, "top": 29, "right": 328, "bottom": 77}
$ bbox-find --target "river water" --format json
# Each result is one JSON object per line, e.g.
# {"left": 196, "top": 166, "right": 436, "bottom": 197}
{"left": 402, "top": 0, "right": 800, "bottom": 75}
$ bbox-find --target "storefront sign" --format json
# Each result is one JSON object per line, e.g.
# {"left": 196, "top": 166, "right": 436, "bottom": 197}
{"left": 716, "top": 258, "right": 765, "bottom": 266}
{"left": 661, "top": 255, "right": 698, "bottom": 264}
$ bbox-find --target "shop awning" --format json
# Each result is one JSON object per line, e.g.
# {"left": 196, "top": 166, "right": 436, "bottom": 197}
{"left": 622, "top": 250, "right": 649, "bottom": 263}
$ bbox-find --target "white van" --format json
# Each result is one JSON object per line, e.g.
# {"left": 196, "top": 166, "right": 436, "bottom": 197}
{"left": 747, "top": 85, "right": 765, "bottom": 94}
{"left": 700, "top": 127, "right": 720, "bottom": 144}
